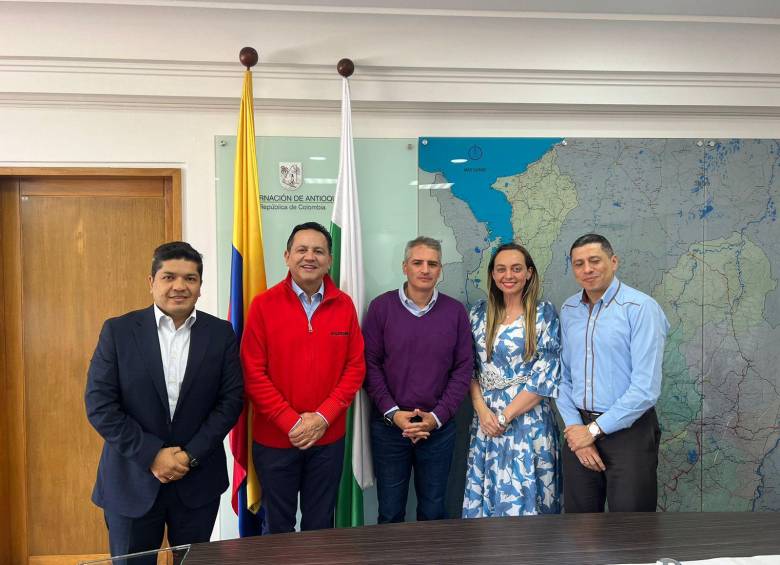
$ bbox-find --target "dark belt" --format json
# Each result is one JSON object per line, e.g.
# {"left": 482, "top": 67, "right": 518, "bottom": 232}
{"left": 578, "top": 408, "right": 603, "bottom": 423}
{"left": 577, "top": 407, "right": 656, "bottom": 424}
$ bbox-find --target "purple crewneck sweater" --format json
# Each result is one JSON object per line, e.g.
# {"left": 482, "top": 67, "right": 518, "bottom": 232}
{"left": 362, "top": 290, "right": 473, "bottom": 425}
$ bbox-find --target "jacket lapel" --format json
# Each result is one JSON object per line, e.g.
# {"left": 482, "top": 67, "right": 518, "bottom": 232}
{"left": 134, "top": 306, "right": 171, "bottom": 421}
{"left": 177, "top": 312, "right": 208, "bottom": 412}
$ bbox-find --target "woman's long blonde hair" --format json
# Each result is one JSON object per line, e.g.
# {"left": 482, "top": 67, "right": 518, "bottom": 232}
{"left": 485, "top": 243, "right": 540, "bottom": 362}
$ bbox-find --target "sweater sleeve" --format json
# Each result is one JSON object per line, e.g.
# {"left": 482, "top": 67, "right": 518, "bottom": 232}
{"left": 430, "top": 301, "right": 474, "bottom": 425}
{"left": 241, "top": 295, "right": 301, "bottom": 436}
{"left": 362, "top": 296, "right": 398, "bottom": 414}
{"left": 316, "top": 297, "right": 366, "bottom": 424}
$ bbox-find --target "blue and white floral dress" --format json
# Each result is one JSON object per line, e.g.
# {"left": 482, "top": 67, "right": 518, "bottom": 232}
{"left": 462, "top": 299, "right": 562, "bottom": 517}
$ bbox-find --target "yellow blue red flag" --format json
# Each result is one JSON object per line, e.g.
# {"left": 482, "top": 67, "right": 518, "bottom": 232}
{"left": 228, "top": 68, "right": 267, "bottom": 536}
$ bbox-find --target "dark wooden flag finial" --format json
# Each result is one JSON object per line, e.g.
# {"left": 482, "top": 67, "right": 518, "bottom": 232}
{"left": 239, "top": 47, "right": 259, "bottom": 70}
{"left": 337, "top": 58, "right": 355, "bottom": 78}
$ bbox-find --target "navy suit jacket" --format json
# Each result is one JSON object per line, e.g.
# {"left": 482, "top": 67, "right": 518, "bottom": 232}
{"left": 85, "top": 305, "right": 244, "bottom": 518}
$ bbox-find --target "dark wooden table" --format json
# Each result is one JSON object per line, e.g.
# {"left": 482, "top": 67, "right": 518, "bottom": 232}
{"left": 184, "top": 513, "right": 780, "bottom": 565}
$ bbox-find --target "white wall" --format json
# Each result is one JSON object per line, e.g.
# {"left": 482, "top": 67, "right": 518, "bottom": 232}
{"left": 2, "top": 0, "right": 779, "bottom": 541}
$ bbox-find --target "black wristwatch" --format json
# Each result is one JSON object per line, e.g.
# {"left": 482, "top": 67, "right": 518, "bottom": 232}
{"left": 184, "top": 450, "right": 199, "bottom": 468}
{"left": 384, "top": 409, "right": 399, "bottom": 427}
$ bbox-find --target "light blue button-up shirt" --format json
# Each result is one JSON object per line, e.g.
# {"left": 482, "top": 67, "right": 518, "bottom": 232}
{"left": 291, "top": 279, "right": 324, "bottom": 322}
{"left": 398, "top": 285, "right": 439, "bottom": 317}
{"left": 557, "top": 277, "right": 669, "bottom": 435}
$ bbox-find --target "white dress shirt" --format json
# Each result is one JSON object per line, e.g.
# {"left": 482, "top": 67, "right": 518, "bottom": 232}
{"left": 154, "top": 304, "right": 197, "bottom": 419}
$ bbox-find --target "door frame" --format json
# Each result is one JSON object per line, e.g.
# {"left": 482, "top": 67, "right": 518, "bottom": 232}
{"left": 0, "top": 167, "right": 182, "bottom": 565}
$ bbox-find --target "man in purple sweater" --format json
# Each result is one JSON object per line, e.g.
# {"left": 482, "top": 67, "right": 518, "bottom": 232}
{"left": 363, "top": 236, "right": 473, "bottom": 523}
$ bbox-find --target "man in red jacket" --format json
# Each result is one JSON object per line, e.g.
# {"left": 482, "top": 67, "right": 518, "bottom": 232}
{"left": 241, "top": 221, "right": 365, "bottom": 533}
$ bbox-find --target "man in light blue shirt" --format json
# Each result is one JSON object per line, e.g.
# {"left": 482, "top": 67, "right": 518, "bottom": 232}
{"left": 557, "top": 233, "right": 669, "bottom": 512}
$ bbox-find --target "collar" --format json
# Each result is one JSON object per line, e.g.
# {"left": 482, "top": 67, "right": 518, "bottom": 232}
{"left": 285, "top": 272, "right": 340, "bottom": 300}
{"left": 153, "top": 303, "right": 197, "bottom": 329}
{"left": 580, "top": 276, "right": 621, "bottom": 307}
{"left": 291, "top": 278, "right": 325, "bottom": 302}
{"left": 399, "top": 284, "right": 438, "bottom": 309}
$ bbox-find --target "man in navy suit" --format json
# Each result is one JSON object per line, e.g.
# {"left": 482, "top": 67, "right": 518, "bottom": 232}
{"left": 85, "top": 241, "right": 243, "bottom": 559}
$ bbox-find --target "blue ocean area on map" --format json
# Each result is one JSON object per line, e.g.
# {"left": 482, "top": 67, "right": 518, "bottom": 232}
{"left": 419, "top": 137, "right": 562, "bottom": 244}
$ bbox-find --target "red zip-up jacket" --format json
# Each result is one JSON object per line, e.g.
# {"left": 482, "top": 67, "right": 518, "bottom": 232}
{"left": 241, "top": 273, "right": 365, "bottom": 448}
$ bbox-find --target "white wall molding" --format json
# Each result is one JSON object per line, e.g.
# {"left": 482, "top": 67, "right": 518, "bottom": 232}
{"left": 3, "top": 92, "right": 780, "bottom": 119}
{"left": 3, "top": 57, "right": 780, "bottom": 110}
{"left": 4, "top": 3, "right": 778, "bottom": 75}
{"left": 5, "top": 56, "right": 780, "bottom": 88}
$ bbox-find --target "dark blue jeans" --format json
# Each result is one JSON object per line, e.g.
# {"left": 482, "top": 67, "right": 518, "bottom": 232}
{"left": 370, "top": 415, "right": 457, "bottom": 523}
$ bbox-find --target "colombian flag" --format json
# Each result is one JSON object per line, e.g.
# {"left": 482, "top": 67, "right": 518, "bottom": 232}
{"left": 228, "top": 68, "right": 267, "bottom": 536}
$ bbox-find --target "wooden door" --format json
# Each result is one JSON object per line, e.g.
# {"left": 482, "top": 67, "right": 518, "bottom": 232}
{"left": 0, "top": 169, "right": 181, "bottom": 565}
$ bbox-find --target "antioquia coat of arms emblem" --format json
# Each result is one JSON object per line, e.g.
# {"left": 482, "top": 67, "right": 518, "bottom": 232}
{"left": 279, "top": 162, "right": 303, "bottom": 191}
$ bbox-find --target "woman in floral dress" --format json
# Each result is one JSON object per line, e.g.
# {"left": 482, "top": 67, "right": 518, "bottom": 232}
{"left": 462, "top": 243, "right": 562, "bottom": 517}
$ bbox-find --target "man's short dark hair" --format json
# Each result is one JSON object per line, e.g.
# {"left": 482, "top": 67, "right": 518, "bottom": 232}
{"left": 570, "top": 233, "right": 615, "bottom": 257}
{"left": 286, "top": 222, "right": 332, "bottom": 254}
{"left": 151, "top": 241, "right": 203, "bottom": 278}
{"left": 404, "top": 236, "right": 442, "bottom": 262}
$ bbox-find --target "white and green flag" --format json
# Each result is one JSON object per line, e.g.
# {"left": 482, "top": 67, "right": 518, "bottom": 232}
{"left": 331, "top": 74, "right": 375, "bottom": 528}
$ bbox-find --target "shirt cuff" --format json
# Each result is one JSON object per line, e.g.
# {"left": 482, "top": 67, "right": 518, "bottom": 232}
{"left": 383, "top": 405, "right": 400, "bottom": 417}
{"left": 554, "top": 399, "right": 584, "bottom": 427}
{"left": 315, "top": 411, "right": 329, "bottom": 426}
{"left": 595, "top": 413, "right": 618, "bottom": 435}
{"left": 431, "top": 412, "right": 442, "bottom": 429}
{"left": 289, "top": 417, "right": 302, "bottom": 434}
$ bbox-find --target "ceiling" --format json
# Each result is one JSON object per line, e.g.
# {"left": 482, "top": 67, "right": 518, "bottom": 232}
{"left": 198, "top": 0, "right": 780, "bottom": 18}
{"left": 5, "top": 0, "right": 780, "bottom": 20}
